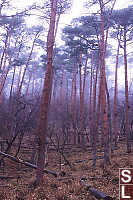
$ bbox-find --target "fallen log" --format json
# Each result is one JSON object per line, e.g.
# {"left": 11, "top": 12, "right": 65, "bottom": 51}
{"left": 81, "top": 179, "right": 113, "bottom": 200}
{"left": 0, "top": 151, "right": 57, "bottom": 177}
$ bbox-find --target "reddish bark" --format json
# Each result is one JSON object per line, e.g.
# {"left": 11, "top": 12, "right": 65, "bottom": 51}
{"left": 36, "top": 0, "right": 58, "bottom": 185}
{"left": 99, "top": 0, "right": 110, "bottom": 165}
{"left": 80, "top": 54, "right": 88, "bottom": 144}
{"left": 92, "top": 61, "right": 99, "bottom": 167}
{"left": 89, "top": 52, "right": 94, "bottom": 145}
{"left": 80, "top": 54, "right": 88, "bottom": 129}
{"left": 113, "top": 38, "right": 120, "bottom": 147}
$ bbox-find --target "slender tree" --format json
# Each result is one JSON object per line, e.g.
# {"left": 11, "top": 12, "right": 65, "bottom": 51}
{"left": 112, "top": 6, "right": 133, "bottom": 152}
{"left": 36, "top": 0, "right": 58, "bottom": 185}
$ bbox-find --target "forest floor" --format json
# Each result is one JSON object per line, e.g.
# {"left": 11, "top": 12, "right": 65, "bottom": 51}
{"left": 0, "top": 138, "right": 132, "bottom": 200}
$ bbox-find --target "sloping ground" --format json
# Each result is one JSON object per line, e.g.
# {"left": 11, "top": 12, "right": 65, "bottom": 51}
{"left": 0, "top": 141, "right": 132, "bottom": 199}
{"left": 0, "top": 174, "right": 96, "bottom": 200}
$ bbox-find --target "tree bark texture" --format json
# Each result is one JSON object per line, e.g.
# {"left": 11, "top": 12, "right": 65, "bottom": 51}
{"left": 36, "top": 0, "right": 58, "bottom": 185}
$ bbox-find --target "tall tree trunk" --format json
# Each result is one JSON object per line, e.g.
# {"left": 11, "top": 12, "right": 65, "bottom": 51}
{"left": 96, "top": 72, "right": 102, "bottom": 143}
{"left": 70, "top": 65, "right": 76, "bottom": 112}
{"left": 79, "top": 52, "right": 82, "bottom": 144}
{"left": 92, "top": 61, "right": 99, "bottom": 168}
{"left": 36, "top": 0, "right": 58, "bottom": 185}
{"left": 99, "top": 0, "right": 110, "bottom": 165}
{"left": 72, "top": 64, "right": 77, "bottom": 144}
{"left": 89, "top": 53, "right": 94, "bottom": 146}
{"left": 73, "top": 64, "right": 77, "bottom": 128}
{"left": 124, "top": 27, "right": 131, "bottom": 153}
{"left": 105, "top": 80, "right": 112, "bottom": 152}
{"left": 113, "top": 38, "right": 120, "bottom": 148}
{"left": 80, "top": 54, "right": 88, "bottom": 144}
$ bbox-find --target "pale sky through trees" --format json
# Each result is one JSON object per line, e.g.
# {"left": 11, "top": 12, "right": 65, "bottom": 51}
{"left": 11, "top": 0, "right": 133, "bottom": 42}
{"left": 12, "top": 0, "right": 133, "bottom": 25}
{"left": 10, "top": 0, "right": 133, "bottom": 89}
{"left": 11, "top": 0, "right": 133, "bottom": 40}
